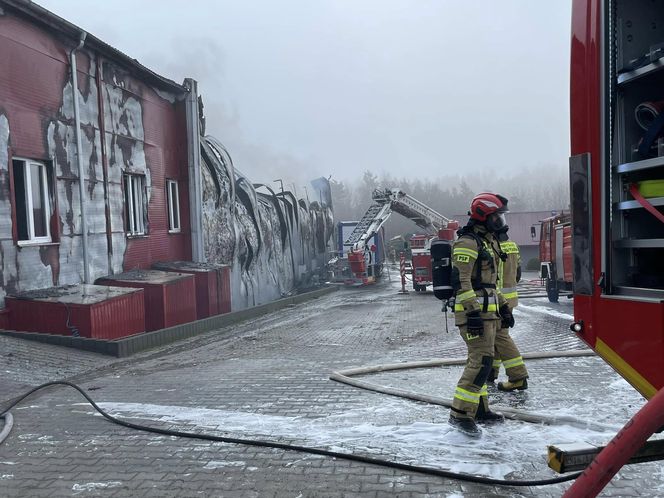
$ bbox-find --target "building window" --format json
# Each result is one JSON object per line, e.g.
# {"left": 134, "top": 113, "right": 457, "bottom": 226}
{"left": 12, "top": 159, "right": 52, "bottom": 244}
{"left": 166, "top": 179, "right": 181, "bottom": 233}
{"left": 124, "top": 173, "right": 146, "bottom": 235}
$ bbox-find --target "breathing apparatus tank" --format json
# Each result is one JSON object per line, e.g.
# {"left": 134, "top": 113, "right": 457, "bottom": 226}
{"left": 431, "top": 238, "right": 454, "bottom": 301}
{"left": 430, "top": 221, "right": 459, "bottom": 304}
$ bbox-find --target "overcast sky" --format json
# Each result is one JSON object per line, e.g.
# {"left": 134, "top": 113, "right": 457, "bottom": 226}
{"left": 39, "top": 1, "right": 572, "bottom": 186}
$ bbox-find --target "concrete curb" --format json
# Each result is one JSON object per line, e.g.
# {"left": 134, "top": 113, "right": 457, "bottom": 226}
{"left": 0, "top": 286, "right": 337, "bottom": 358}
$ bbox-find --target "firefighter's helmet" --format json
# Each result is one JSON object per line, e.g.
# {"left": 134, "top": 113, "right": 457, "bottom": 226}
{"left": 469, "top": 193, "right": 509, "bottom": 232}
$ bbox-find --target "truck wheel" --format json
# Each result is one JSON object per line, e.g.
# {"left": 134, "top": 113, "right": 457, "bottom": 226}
{"left": 546, "top": 278, "right": 559, "bottom": 303}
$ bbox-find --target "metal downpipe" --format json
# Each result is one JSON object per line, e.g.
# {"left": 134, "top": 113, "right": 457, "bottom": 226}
{"left": 70, "top": 31, "right": 90, "bottom": 283}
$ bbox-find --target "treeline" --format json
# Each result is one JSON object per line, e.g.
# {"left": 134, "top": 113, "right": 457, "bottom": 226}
{"left": 330, "top": 165, "right": 569, "bottom": 241}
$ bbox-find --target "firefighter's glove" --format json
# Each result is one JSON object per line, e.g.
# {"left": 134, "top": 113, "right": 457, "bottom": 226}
{"left": 466, "top": 310, "right": 484, "bottom": 336}
{"left": 499, "top": 304, "right": 515, "bottom": 329}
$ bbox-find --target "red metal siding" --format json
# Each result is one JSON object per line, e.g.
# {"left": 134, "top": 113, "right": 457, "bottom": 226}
{"left": 164, "top": 266, "right": 230, "bottom": 319}
{"left": 219, "top": 266, "right": 231, "bottom": 313}
{"left": 123, "top": 92, "right": 191, "bottom": 270}
{"left": 163, "top": 277, "right": 197, "bottom": 328}
{"left": 0, "top": 309, "right": 9, "bottom": 329}
{"left": 5, "top": 291, "right": 145, "bottom": 339}
{"left": 0, "top": 15, "right": 68, "bottom": 160}
{"left": 97, "top": 274, "right": 196, "bottom": 331}
{"left": 89, "top": 291, "right": 145, "bottom": 339}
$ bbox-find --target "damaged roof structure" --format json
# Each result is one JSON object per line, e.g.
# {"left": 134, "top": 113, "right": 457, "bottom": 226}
{"left": 0, "top": 0, "right": 333, "bottom": 337}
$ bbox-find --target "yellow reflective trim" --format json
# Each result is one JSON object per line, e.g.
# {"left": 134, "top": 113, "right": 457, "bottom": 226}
{"left": 454, "top": 387, "right": 481, "bottom": 403}
{"left": 454, "top": 301, "right": 498, "bottom": 312}
{"left": 502, "top": 356, "right": 525, "bottom": 369}
{"left": 499, "top": 242, "right": 519, "bottom": 253}
{"left": 492, "top": 359, "right": 502, "bottom": 368}
{"left": 595, "top": 338, "right": 657, "bottom": 399}
{"left": 453, "top": 247, "right": 478, "bottom": 259}
{"left": 457, "top": 290, "right": 476, "bottom": 302}
{"left": 479, "top": 385, "right": 488, "bottom": 396}
{"left": 454, "top": 299, "right": 498, "bottom": 312}
{"left": 502, "top": 291, "right": 518, "bottom": 299}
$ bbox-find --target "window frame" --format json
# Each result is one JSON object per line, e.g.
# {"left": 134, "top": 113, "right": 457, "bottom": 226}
{"left": 123, "top": 172, "right": 147, "bottom": 236}
{"left": 12, "top": 157, "right": 53, "bottom": 246}
{"left": 166, "top": 179, "right": 181, "bottom": 233}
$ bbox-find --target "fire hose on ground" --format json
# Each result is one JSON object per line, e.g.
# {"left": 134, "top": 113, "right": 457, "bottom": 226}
{"left": 0, "top": 380, "right": 580, "bottom": 488}
{"left": 1, "top": 348, "right": 660, "bottom": 494}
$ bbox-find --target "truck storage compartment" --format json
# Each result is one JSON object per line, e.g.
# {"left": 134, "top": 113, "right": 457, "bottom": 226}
{"left": 608, "top": 0, "right": 664, "bottom": 296}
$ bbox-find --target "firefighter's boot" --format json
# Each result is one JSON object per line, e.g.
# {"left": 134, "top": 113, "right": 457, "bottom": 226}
{"left": 448, "top": 415, "right": 481, "bottom": 437}
{"left": 475, "top": 397, "right": 505, "bottom": 423}
{"left": 497, "top": 377, "right": 528, "bottom": 392}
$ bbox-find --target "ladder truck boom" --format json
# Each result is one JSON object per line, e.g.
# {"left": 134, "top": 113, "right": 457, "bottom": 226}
{"left": 344, "top": 187, "right": 450, "bottom": 252}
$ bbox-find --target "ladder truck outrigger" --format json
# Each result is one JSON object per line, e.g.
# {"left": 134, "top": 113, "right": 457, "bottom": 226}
{"left": 342, "top": 187, "right": 458, "bottom": 287}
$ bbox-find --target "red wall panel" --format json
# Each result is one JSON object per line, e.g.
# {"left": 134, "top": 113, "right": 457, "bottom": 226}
{"left": 5, "top": 289, "right": 145, "bottom": 339}
{"left": 97, "top": 272, "right": 196, "bottom": 331}
{"left": 123, "top": 94, "right": 191, "bottom": 270}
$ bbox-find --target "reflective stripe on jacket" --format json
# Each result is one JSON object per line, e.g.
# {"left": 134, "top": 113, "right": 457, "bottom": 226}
{"left": 498, "top": 240, "right": 521, "bottom": 308}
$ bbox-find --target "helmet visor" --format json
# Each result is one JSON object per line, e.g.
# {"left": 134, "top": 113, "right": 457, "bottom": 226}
{"left": 487, "top": 212, "right": 508, "bottom": 232}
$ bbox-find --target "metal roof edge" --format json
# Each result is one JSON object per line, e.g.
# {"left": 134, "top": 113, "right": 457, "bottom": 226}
{"left": 2, "top": 0, "right": 187, "bottom": 94}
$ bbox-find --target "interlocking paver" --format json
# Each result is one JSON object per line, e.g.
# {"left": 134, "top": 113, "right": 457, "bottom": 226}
{"left": 0, "top": 274, "right": 659, "bottom": 496}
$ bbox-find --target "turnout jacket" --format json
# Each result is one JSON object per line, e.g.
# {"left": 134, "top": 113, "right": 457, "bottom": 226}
{"left": 452, "top": 224, "right": 507, "bottom": 325}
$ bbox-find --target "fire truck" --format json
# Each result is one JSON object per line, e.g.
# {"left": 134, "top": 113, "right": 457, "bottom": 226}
{"left": 563, "top": 0, "right": 664, "bottom": 492}
{"left": 342, "top": 188, "right": 454, "bottom": 286}
{"left": 539, "top": 212, "right": 573, "bottom": 302}
{"left": 409, "top": 234, "right": 433, "bottom": 291}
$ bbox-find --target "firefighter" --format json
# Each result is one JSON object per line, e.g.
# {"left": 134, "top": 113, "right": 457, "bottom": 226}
{"left": 448, "top": 193, "right": 512, "bottom": 436}
{"left": 487, "top": 227, "right": 529, "bottom": 391}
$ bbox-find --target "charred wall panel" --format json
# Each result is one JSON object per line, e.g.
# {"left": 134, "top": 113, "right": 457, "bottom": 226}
{"left": 0, "top": 9, "right": 190, "bottom": 307}
{"left": 102, "top": 62, "right": 191, "bottom": 270}
{"left": 200, "top": 137, "right": 333, "bottom": 310}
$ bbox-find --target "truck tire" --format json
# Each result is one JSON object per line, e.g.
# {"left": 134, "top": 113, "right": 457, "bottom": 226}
{"left": 546, "top": 278, "right": 559, "bottom": 303}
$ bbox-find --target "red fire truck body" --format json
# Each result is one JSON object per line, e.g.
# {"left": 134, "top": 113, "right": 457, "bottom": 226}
{"left": 571, "top": 0, "right": 664, "bottom": 398}
{"left": 410, "top": 235, "right": 433, "bottom": 292}
{"left": 539, "top": 213, "right": 573, "bottom": 302}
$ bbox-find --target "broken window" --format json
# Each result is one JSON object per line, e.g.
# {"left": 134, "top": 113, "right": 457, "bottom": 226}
{"left": 124, "top": 173, "right": 146, "bottom": 235}
{"left": 166, "top": 179, "right": 181, "bottom": 233}
{"left": 12, "top": 158, "right": 53, "bottom": 244}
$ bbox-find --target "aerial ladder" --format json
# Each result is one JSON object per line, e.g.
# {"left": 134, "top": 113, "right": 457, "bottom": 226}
{"left": 343, "top": 188, "right": 456, "bottom": 285}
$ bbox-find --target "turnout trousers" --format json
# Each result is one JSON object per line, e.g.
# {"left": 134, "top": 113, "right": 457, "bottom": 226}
{"left": 450, "top": 319, "right": 498, "bottom": 420}
{"left": 493, "top": 326, "right": 528, "bottom": 381}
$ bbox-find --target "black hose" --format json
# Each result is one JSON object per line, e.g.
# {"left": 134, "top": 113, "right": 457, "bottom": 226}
{"left": 0, "top": 381, "right": 580, "bottom": 487}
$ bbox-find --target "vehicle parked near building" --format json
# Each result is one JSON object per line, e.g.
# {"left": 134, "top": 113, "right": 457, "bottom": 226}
{"left": 539, "top": 212, "right": 573, "bottom": 302}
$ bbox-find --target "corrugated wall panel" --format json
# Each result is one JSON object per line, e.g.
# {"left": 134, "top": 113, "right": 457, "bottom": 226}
{"left": 163, "top": 277, "right": 197, "bottom": 328}
{"left": 90, "top": 290, "right": 145, "bottom": 339}
{"left": 6, "top": 290, "right": 144, "bottom": 339}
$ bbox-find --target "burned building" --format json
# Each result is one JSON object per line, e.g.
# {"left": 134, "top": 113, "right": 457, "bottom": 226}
{"left": 0, "top": 0, "right": 333, "bottom": 336}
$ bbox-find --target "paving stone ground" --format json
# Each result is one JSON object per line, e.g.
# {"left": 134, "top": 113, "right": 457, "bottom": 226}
{"left": 0, "top": 273, "right": 661, "bottom": 497}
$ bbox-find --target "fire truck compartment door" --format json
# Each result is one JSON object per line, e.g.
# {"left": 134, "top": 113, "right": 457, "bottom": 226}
{"left": 555, "top": 226, "right": 565, "bottom": 280}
